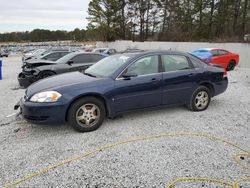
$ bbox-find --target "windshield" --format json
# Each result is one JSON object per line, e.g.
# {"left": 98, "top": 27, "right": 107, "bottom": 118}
{"left": 32, "top": 49, "right": 46, "bottom": 56}
{"left": 56, "top": 53, "right": 76, "bottom": 64}
{"left": 85, "top": 54, "right": 131, "bottom": 78}
{"left": 192, "top": 50, "right": 209, "bottom": 53}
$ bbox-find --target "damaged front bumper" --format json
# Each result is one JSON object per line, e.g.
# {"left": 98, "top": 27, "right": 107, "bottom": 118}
{"left": 14, "top": 97, "right": 67, "bottom": 124}
{"left": 17, "top": 70, "right": 39, "bottom": 88}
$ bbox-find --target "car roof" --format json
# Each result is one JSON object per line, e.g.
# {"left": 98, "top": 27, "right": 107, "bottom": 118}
{"left": 121, "top": 50, "right": 190, "bottom": 57}
{"left": 46, "top": 51, "right": 70, "bottom": 54}
{"left": 194, "top": 48, "right": 228, "bottom": 51}
{"left": 71, "top": 52, "right": 108, "bottom": 56}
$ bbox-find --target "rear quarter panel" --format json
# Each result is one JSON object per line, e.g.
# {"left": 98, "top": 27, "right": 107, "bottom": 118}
{"left": 211, "top": 53, "right": 239, "bottom": 69}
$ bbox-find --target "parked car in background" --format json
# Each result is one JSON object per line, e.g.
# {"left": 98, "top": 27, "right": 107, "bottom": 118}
{"left": 18, "top": 52, "right": 108, "bottom": 88}
{"left": 15, "top": 51, "right": 228, "bottom": 132}
{"left": 92, "top": 48, "right": 117, "bottom": 55}
{"left": 24, "top": 51, "right": 70, "bottom": 63}
{"left": 22, "top": 49, "right": 47, "bottom": 62}
{"left": 0, "top": 49, "right": 10, "bottom": 57}
{"left": 191, "top": 48, "right": 239, "bottom": 71}
{"left": 22, "top": 48, "right": 71, "bottom": 62}
{"left": 121, "top": 48, "right": 145, "bottom": 53}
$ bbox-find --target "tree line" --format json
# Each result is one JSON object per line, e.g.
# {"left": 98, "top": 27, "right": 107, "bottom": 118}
{"left": 0, "top": 0, "right": 249, "bottom": 42}
{"left": 0, "top": 29, "right": 87, "bottom": 42}
{"left": 87, "top": 0, "right": 250, "bottom": 42}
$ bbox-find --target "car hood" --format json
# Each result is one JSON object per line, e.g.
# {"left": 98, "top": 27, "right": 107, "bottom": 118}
{"left": 26, "top": 71, "right": 109, "bottom": 97}
{"left": 25, "top": 59, "right": 55, "bottom": 65}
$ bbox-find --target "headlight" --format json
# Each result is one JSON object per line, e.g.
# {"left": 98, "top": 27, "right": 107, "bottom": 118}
{"left": 30, "top": 91, "right": 62, "bottom": 103}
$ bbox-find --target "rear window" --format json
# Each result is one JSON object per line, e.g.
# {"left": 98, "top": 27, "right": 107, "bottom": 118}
{"left": 188, "top": 54, "right": 209, "bottom": 67}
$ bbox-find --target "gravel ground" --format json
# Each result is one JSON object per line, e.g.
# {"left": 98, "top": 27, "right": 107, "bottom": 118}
{"left": 0, "top": 56, "right": 249, "bottom": 188}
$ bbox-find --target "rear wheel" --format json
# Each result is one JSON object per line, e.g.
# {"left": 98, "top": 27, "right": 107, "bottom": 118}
{"left": 67, "top": 97, "right": 106, "bottom": 132}
{"left": 227, "top": 60, "right": 236, "bottom": 71}
{"left": 39, "top": 71, "right": 56, "bottom": 79}
{"left": 188, "top": 86, "right": 211, "bottom": 111}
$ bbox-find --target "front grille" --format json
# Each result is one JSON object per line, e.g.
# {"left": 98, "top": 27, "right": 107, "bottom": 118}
{"left": 24, "top": 115, "right": 49, "bottom": 122}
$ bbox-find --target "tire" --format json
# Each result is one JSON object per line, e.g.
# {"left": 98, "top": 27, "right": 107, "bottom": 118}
{"left": 67, "top": 97, "right": 106, "bottom": 132}
{"left": 188, "top": 86, "right": 211, "bottom": 111}
{"left": 39, "top": 71, "right": 56, "bottom": 79}
{"left": 226, "top": 60, "right": 236, "bottom": 71}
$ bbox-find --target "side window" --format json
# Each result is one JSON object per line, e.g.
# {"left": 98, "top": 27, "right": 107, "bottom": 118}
{"left": 162, "top": 55, "right": 191, "bottom": 72}
{"left": 43, "top": 53, "right": 58, "bottom": 60}
{"left": 91, "top": 54, "right": 104, "bottom": 62}
{"left": 211, "top": 50, "right": 219, "bottom": 56}
{"left": 125, "top": 55, "right": 159, "bottom": 76}
{"left": 60, "top": 52, "right": 69, "bottom": 57}
{"left": 218, "top": 50, "right": 228, "bottom": 55}
{"left": 71, "top": 54, "right": 92, "bottom": 64}
{"left": 189, "top": 57, "right": 204, "bottom": 68}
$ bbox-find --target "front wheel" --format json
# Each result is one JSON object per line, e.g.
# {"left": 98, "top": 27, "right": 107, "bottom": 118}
{"left": 67, "top": 97, "right": 106, "bottom": 132}
{"left": 188, "top": 86, "right": 211, "bottom": 111}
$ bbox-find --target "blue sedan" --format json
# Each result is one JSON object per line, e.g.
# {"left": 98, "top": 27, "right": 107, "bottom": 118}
{"left": 15, "top": 51, "right": 228, "bottom": 132}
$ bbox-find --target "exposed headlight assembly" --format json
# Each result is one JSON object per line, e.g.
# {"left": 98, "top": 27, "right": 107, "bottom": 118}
{"left": 30, "top": 91, "right": 62, "bottom": 103}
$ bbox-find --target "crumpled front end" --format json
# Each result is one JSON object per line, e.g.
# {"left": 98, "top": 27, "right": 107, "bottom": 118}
{"left": 18, "top": 67, "right": 40, "bottom": 88}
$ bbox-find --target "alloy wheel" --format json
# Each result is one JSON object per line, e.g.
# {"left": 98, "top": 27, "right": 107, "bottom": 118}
{"left": 194, "top": 91, "right": 209, "bottom": 110}
{"left": 76, "top": 103, "right": 100, "bottom": 128}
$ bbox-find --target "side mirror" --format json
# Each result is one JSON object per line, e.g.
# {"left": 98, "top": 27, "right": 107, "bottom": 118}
{"left": 122, "top": 72, "right": 137, "bottom": 80}
{"left": 67, "top": 60, "right": 74, "bottom": 65}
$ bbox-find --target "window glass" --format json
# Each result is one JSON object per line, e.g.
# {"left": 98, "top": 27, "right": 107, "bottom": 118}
{"left": 60, "top": 52, "right": 70, "bottom": 57}
{"left": 189, "top": 57, "right": 203, "bottom": 68}
{"left": 162, "top": 55, "right": 191, "bottom": 72}
{"left": 45, "top": 53, "right": 59, "bottom": 59}
{"left": 211, "top": 50, "right": 219, "bottom": 56}
{"left": 85, "top": 54, "right": 131, "bottom": 78}
{"left": 71, "top": 54, "right": 92, "bottom": 64}
{"left": 91, "top": 54, "right": 104, "bottom": 62}
{"left": 218, "top": 50, "right": 228, "bottom": 55}
{"left": 125, "top": 55, "right": 159, "bottom": 76}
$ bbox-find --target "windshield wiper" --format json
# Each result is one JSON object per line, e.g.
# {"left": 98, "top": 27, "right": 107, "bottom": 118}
{"left": 84, "top": 72, "right": 97, "bottom": 78}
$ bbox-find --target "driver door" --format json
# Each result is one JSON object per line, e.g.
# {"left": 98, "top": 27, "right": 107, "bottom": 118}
{"left": 114, "top": 55, "right": 162, "bottom": 113}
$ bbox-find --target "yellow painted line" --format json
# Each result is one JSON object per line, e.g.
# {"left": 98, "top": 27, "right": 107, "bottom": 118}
{"left": 2, "top": 132, "right": 250, "bottom": 188}
{"left": 166, "top": 177, "right": 233, "bottom": 188}
{"left": 166, "top": 177, "right": 250, "bottom": 188}
{"left": 232, "top": 177, "right": 250, "bottom": 188}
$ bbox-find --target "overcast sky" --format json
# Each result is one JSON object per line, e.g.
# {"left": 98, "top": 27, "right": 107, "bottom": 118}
{"left": 0, "top": 0, "right": 91, "bottom": 33}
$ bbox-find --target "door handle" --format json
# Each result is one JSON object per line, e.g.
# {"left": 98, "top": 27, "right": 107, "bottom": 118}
{"left": 152, "top": 78, "right": 160, "bottom": 82}
{"left": 188, "top": 73, "right": 194, "bottom": 77}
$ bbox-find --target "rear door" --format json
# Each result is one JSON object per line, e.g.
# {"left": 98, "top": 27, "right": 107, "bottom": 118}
{"left": 114, "top": 55, "right": 162, "bottom": 112}
{"left": 161, "top": 54, "right": 198, "bottom": 105}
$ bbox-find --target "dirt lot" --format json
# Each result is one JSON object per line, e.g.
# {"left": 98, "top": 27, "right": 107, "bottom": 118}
{"left": 0, "top": 55, "right": 249, "bottom": 188}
